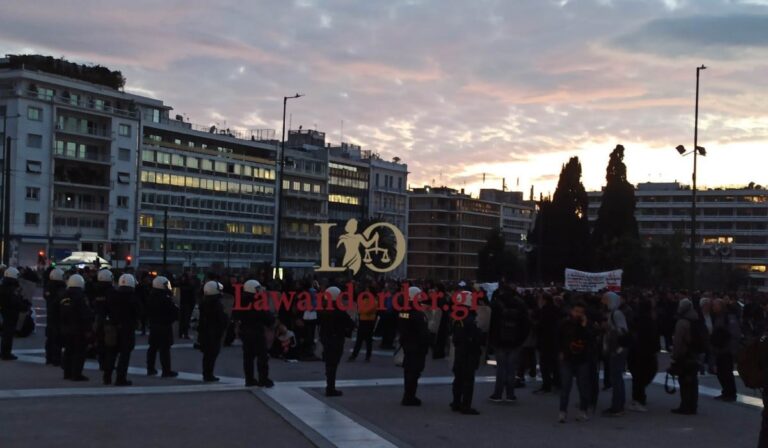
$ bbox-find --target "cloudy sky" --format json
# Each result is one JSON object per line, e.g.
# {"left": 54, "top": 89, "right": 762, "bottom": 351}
{"left": 2, "top": 0, "right": 768, "bottom": 196}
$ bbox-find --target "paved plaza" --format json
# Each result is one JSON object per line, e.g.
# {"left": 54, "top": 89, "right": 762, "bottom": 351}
{"left": 0, "top": 292, "right": 762, "bottom": 448}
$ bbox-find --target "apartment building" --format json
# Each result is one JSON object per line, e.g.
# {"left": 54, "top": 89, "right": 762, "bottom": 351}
{"left": 587, "top": 182, "right": 768, "bottom": 289}
{"left": 0, "top": 55, "right": 158, "bottom": 266}
{"left": 137, "top": 109, "right": 278, "bottom": 271}
{"left": 408, "top": 186, "right": 500, "bottom": 281}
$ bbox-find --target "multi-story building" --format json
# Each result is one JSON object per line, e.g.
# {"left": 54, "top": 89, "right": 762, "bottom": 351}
{"left": 0, "top": 55, "right": 158, "bottom": 266}
{"left": 278, "top": 129, "right": 329, "bottom": 276}
{"left": 137, "top": 109, "right": 278, "bottom": 271}
{"left": 408, "top": 186, "right": 500, "bottom": 281}
{"left": 367, "top": 152, "right": 408, "bottom": 278}
{"left": 587, "top": 182, "right": 768, "bottom": 289}
{"left": 328, "top": 143, "right": 369, "bottom": 226}
{"left": 479, "top": 188, "right": 536, "bottom": 248}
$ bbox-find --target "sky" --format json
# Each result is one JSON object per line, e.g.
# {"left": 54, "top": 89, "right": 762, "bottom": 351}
{"left": 2, "top": 0, "right": 768, "bottom": 197}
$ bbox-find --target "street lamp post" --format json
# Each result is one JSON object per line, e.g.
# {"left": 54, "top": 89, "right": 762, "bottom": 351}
{"left": 273, "top": 94, "right": 304, "bottom": 280}
{"left": 1, "top": 112, "right": 21, "bottom": 265}
{"left": 675, "top": 64, "right": 707, "bottom": 291}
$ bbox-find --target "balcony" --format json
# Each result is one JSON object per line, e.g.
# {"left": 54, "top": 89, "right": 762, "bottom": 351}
{"left": 19, "top": 88, "right": 139, "bottom": 118}
{"left": 56, "top": 123, "right": 113, "bottom": 140}
{"left": 53, "top": 200, "right": 109, "bottom": 214}
{"left": 53, "top": 147, "right": 111, "bottom": 165}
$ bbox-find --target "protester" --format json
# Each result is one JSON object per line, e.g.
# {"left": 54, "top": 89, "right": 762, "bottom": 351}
{"left": 558, "top": 301, "right": 594, "bottom": 423}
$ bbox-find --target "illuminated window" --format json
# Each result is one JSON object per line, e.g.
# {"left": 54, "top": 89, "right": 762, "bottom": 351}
{"left": 139, "top": 215, "right": 154, "bottom": 228}
{"left": 751, "top": 265, "right": 767, "bottom": 273}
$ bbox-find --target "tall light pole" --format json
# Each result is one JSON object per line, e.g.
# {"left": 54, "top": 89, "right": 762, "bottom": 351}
{"left": 274, "top": 93, "right": 303, "bottom": 280}
{"left": 675, "top": 64, "right": 707, "bottom": 291}
{"left": 1, "top": 112, "right": 20, "bottom": 265}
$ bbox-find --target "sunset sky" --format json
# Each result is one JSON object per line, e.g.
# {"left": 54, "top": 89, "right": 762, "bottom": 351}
{"left": 2, "top": 0, "right": 768, "bottom": 197}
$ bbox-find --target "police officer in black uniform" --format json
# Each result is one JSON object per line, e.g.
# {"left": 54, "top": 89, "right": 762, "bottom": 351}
{"left": 234, "top": 279, "right": 275, "bottom": 387}
{"left": 93, "top": 269, "right": 114, "bottom": 372}
{"left": 451, "top": 290, "right": 483, "bottom": 414}
{"left": 103, "top": 273, "right": 141, "bottom": 386}
{"left": 60, "top": 274, "right": 94, "bottom": 380}
{"left": 319, "top": 286, "right": 354, "bottom": 396}
{"left": 0, "top": 267, "right": 26, "bottom": 361}
{"left": 44, "top": 268, "right": 67, "bottom": 365}
{"left": 199, "top": 280, "right": 229, "bottom": 382}
{"left": 146, "top": 276, "right": 179, "bottom": 378}
{"left": 398, "top": 286, "right": 431, "bottom": 406}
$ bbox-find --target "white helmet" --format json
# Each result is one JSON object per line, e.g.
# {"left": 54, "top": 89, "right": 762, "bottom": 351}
{"left": 408, "top": 286, "right": 425, "bottom": 302}
{"left": 67, "top": 274, "right": 85, "bottom": 289}
{"left": 49, "top": 268, "right": 65, "bottom": 282}
{"left": 118, "top": 273, "right": 137, "bottom": 289}
{"left": 204, "top": 281, "right": 223, "bottom": 296}
{"left": 454, "top": 290, "right": 473, "bottom": 307}
{"left": 0, "top": 263, "right": 7, "bottom": 271}
{"left": 97, "top": 269, "right": 113, "bottom": 282}
{"left": 243, "top": 279, "right": 261, "bottom": 294}
{"left": 152, "top": 276, "right": 171, "bottom": 290}
{"left": 4, "top": 267, "right": 19, "bottom": 279}
{"left": 325, "top": 286, "right": 341, "bottom": 301}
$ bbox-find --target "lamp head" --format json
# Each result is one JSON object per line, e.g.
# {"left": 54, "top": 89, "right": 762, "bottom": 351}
{"left": 696, "top": 146, "right": 706, "bottom": 156}
{"left": 676, "top": 145, "right": 686, "bottom": 155}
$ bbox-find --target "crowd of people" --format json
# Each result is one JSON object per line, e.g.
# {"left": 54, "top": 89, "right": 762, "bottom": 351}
{"left": 1, "top": 264, "right": 767, "bottom": 445}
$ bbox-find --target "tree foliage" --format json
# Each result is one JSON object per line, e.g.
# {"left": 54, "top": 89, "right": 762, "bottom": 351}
{"left": 528, "top": 157, "right": 591, "bottom": 282}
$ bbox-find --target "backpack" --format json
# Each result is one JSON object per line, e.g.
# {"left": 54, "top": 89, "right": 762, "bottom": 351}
{"left": 737, "top": 335, "right": 768, "bottom": 389}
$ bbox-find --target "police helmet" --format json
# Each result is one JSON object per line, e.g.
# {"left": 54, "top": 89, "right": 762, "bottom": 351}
{"left": 67, "top": 274, "right": 85, "bottom": 289}
{"left": 326, "top": 286, "right": 341, "bottom": 301}
{"left": 4, "top": 267, "right": 19, "bottom": 279}
{"left": 203, "top": 281, "right": 223, "bottom": 296}
{"left": 49, "top": 268, "right": 65, "bottom": 282}
{"left": 243, "top": 279, "right": 261, "bottom": 294}
{"left": 97, "top": 269, "right": 113, "bottom": 283}
{"left": 152, "top": 276, "right": 171, "bottom": 290}
{"left": 118, "top": 274, "right": 137, "bottom": 289}
{"left": 408, "top": 286, "right": 425, "bottom": 302}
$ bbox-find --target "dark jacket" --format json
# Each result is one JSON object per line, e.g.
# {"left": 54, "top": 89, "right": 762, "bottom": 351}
{"left": 106, "top": 286, "right": 141, "bottom": 331}
{"left": 59, "top": 287, "right": 94, "bottom": 337}
{"left": 489, "top": 291, "right": 530, "bottom": 349}
{"left": 452, "top": 311, "right": 483, "bottom": 370}
{"left": 44, "top": 280, "right": 67, "bottom": 335}
{"left": 233, "top": 292, "right": 275, "bottom": 334}
{"left": 198, "top": 293, "right": 229, "bottom": 345}
{"left": 398, "top": 309, "right": 430, "bottom": 355}
{"left": 537, "top": 302, "right": 561, "bottom": 351}
{"left": 319, "top": 309, "right": 354, "bottom": 346}
{"left": 0, "top": 278, "right": 25, "bottom": 317}
{"left": 146, "top": 288, "right": 178, "bottom": 327}
{"left": 559, "top": 318, "right": 594, "bottom": 364}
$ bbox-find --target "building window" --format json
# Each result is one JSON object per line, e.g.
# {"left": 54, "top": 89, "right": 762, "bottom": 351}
{"left": 26, "top": 187, "right": 40, "bottom": 200}
{"left": 118, "top": 148, "right": 131, "bottom": 161}
{"left": 25, "top": 213, "right": 39, "bottom": 226}
{"left": 27, "top": 106, "right": 42, "bottom": 121}
{"left": 27, "top": 133, "right": 42, "bottom": 148}
{"left": 26, "top": 160, "right": 42, "bottom": 173}
{"left": 117, "top": 196, "right": 129, "bottom": 208}
{"left": 116, "top": 219, "right": 128, "bottom": 233}
{"left": 117, "top": 172, "right": 130, "bottom": 184}
{"left": 118, "top": 124, "right": 131, "bottom": 137}
{"left": 186, "top": 157, "right": 199, "bottom": 169}
{"left": 139, "top": 214, "right": 154, "bottom": 228}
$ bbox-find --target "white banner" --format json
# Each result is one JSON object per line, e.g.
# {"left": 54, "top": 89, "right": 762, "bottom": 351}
{"left": 564, "top": 268, "right": 623, "bottom": 292}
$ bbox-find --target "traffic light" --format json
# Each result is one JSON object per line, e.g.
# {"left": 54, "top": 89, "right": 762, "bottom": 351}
{"left": 37, "top": 250, "right": 46, "bottom": 265}
{"left": 125, "top": 255, "right": 132, "bottom": 267}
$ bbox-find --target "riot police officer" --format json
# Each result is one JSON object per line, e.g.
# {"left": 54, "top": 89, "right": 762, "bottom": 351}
{"left": 44, "top": 268, "right": 67, "bottom": 365}
{"left": 146, "top": 276, "right": 178, "bottom": 378}
{"left": 60, "top": 274, "right": 94, "bottom": 380}
{"left": 104, "top": 274, "right": 141, "bottom": 386}
{"left": 319, "top": 286, "right": 354, "bottom": 396}
{"left": 0, "top": 267, "right": 25, "bottom": 360}
{"left": 199, "top": 280, "right": 229, "bottom": 382}
{"left": 234, "top": 279, "right": 275, "bottom": 387}
{"left": 94, "top": 269, "right": 114, "bottom": 372}
{"left": 451, "top": 290, "right": 483, "bottom": 415}
{"left": 398, "top": 286, "right": 431, "bottom": 406}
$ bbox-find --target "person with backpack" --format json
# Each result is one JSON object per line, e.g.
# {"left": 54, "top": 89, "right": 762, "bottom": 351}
{"left": 602, "top": 292, "right": 629, "bottom": 417}
{"left": 671, "top": 298, "right": 702, "bottom": 415}
{"left": 710, "top": 298, "right": 740, "bottom": 402}
{"left": 489, "top": 285, "right": 530, "bottom": 402}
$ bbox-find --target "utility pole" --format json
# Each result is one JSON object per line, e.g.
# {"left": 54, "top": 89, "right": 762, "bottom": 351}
{"left": 274, "top": 94, "right": 303, "bottom": 280}
{"left": 691, "top": 65, "right": 706, "bottom": 291}
{"left": 162, "top": 206, "right": 168, "bottom": 272}
{"left": 2, "top": 135, "right": 11, "bottom": 265}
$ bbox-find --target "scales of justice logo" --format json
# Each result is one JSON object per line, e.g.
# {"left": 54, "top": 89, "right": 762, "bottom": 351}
{"left": 315, "top": 218, "right": 406, "bottom": 275}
